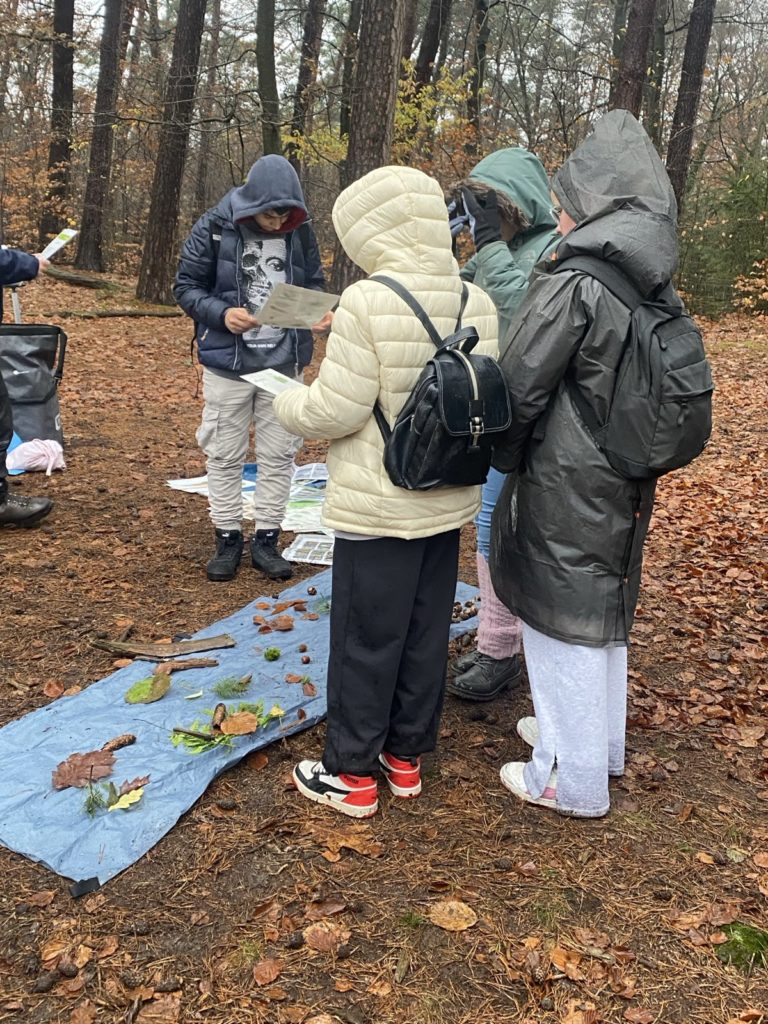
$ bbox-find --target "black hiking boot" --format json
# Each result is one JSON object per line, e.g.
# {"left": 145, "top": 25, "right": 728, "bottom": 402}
{"left": 448, "top": 648, "right": 480, "bottom": 677}
{"left": 0, "top": 490, "right": 53, "bottom": 528}
{"left": 206, "top": 529, "right": 243, "bottom": 581}
{"left": 250, "top": 529, "right": 292, "bottom": 580}
{"left": 447, "top": 653, "right": 523, "bottom": 702}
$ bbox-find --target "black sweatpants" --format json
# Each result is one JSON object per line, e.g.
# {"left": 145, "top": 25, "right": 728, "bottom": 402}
{"left": 323, "top": 530, "right": 460, "bottom": 776}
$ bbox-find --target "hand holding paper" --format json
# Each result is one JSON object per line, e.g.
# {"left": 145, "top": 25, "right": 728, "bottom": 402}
{"left": 39, "top": 228, "right": 78, "bottom": 262}
{"left": 256, "top": 283, "right": 339, "bottom": 330}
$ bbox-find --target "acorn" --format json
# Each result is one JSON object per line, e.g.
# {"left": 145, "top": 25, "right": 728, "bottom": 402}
{"left": 301, "top": 655, "right": 311, "bottom": 665}
{"left": 307, "top": 586, "right": 317, "bottom": 596}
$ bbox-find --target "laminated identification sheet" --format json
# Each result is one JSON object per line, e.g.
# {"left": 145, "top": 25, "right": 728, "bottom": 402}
{"left": 256, "top": 283, "right": 339, "bottom": 329}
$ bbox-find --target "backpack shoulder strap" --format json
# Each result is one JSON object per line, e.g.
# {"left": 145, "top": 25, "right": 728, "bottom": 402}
{"left": 553, "top": 255, "right": 645, "bottom": 311}
{"left": 371, "top": 274, "right": 444, "bottom": 348}
{"left": 456, "top": 282, "right": 469, "bottom": 329}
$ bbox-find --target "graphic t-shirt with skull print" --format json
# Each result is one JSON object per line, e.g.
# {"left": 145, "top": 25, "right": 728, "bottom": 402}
{"left": 240, "top": 227, "right": 288, "bottom": 348}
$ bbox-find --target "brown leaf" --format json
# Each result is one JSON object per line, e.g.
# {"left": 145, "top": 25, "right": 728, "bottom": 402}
{"left": 52, "top": 749, "right": 116, "bottom": 790}
{"left": 112, "top": 658, "right": 134, "bottom": 668}
{"left": 247, "top": 751, "right": 269, "bottom": 771}
{"left": 285, "top": 673, "right": 304, "bottom": 684}
{"left": 303, "top": 920, "right": 351, "bottom": 953}
{"left": 623, "top": 1011, "right": 654, "bottom": 1024}
{"left": 119, "top": 776, "right": 150, "bottom": 795}
{"left": 43, "top": 680, "right": 64, "bottom": 699}
{"left": 302, "top": 681, "right": 317, "bottom": 698}
{"left": 70, "top": 1000, "right": 97, "bottom": 1024}
{"left": 306, "top": 823, "right": 383, "bottom": 858}
{"left": 562, "top": 1001, "right": 600, "bottom": 1024}
{"left": 220, "top": 712, "right": 260, "bottom": 736}
{"left": 271, "top": 615, "right": 294, "bottom": 632}
{"left": 367, "top": 979, "right": 392, "bottom": 997}
{"left": 696, "top": 851, "right": 715, "bottom": 864}
{"left": 753, "top": 851, "right": 768, "bottom": 868}
{"left": 252, "top": 957, "right": 282, "bottom": 987}
{"left": 41, "top": 938, "right": 69, "bottom": 966}
{"left": 304, "top": 898, "right": 346, "bottom": 922}
{"left": 302, "top": 613, "right": 319, "bottom": 621}
{"left": 96, "top": 935, "right": 119, "bottom": 959}
{"left": 259, "top": 624, "right": 273, "bottom": 634}
{"left": 426, "top": 900, "right": 478, "bottom": 932}
{"left": 26, "top": 889, "right": 56, "bottom": 908}
{"left": 136, "top": 993, "right": 182, "bottom": 1023}
{"left": 255, "top": 602, "right": 271, "bottom": 610}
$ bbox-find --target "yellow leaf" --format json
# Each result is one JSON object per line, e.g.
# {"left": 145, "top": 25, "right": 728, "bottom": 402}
{"left": 426, "top": 900, "right": 477, "bottom": 932}
{"left": 108, "top": 788, "right": 144, "bottom": 811}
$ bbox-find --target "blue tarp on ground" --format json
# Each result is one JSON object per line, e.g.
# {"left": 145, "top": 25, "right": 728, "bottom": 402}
{"left": 0, "top": 570, "right": 479, "bottom": 890}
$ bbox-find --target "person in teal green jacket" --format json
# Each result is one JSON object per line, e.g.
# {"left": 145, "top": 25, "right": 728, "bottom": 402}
{"left": 446, "top": 147, "right": 560, "bottom": 701}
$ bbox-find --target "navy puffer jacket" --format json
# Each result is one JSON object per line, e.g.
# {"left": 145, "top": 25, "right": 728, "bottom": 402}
{"left": 173, "top": 155, "right": 325, "bottom": 375}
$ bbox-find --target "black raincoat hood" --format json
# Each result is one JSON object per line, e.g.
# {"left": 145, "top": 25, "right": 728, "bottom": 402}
{"left": 552, "top": 109, "right": 679, "bottom": 293}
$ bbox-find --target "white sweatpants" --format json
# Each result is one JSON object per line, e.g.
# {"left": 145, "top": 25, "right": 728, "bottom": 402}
{"left": 196, "top": 367, "right": 301, "bottom": 532}
{"left": 522, "top": 622, "right": 627, "bottom": 818}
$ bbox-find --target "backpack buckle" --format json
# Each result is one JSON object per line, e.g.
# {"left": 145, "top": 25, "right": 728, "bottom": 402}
{"left": 470, "top": 415, "right": 485, "bottom": 445}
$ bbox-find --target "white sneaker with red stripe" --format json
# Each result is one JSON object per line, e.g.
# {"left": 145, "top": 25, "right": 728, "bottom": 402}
{"left": 499, "top": 761, "right": 558, "bottom": 810}
{"left": 292, "top": 760, "right": 378, "bottom": 818}
{"left": 378, "top": 752, "right": 422, "bottom": 798}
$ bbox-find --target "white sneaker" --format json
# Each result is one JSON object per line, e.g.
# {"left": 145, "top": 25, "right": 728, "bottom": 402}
{"left": 516, "top": 716, "right": 539, "bottom": 747}
{"left": 499, "top": 761, "right": 558, "bottom": 810}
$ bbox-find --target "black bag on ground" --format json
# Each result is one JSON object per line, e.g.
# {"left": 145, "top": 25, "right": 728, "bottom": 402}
{"left": 371, "top": 275, "right": 511, "bottom": 490}
{"left": 553, "top": 255, "right": 713, "bottom": 479}
{"left": 0, "top": 324, "right": 67, "bottom": 444}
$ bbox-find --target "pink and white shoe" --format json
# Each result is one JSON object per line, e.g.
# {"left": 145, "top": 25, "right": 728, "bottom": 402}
{"left": 378, "top": 752, "right": 422, "bottom": 798}
{"left": 499, "top": 761, "right": 557, "bottom": 810}
{"left": 293, "top": 760, "right": 378, "bottom": 818}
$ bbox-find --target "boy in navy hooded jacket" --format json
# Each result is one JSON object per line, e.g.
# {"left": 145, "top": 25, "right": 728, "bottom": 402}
{"left": 174, "top": 155, "right": 326, "bottom": 582}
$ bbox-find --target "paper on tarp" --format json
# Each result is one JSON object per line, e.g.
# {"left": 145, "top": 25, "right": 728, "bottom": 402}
{"left": 284, "top": 533, "right": 334, "bottom": 566}
{"left": 167, "top": 462, "right": 330, "bottom": 532}
{"left": 0, "top": 569, "right": 480, "bottom": 889}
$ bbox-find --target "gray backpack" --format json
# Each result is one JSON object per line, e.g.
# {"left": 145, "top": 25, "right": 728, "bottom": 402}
{"left": 0, "top": 324, "right": 67, "bottom": 444}
{"left": 554, "top": 256, "right": 713, "bottom": 479}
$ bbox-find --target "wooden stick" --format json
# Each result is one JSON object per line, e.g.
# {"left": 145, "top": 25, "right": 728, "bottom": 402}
{"left": 91, "top": 634, "right": 235, "bottom": 658}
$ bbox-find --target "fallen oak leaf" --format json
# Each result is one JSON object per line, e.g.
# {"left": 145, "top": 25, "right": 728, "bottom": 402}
{"left": 302, "top": 680, "right": 317, "bottom": 698}
{"left": 119, "top": 776, "right": 150, "bottom": 795}
{"left": 52, "top": 750, "right": 115, "bottom": 790}
{"left": 284, "top": 673, "right": 304, "bottom": 684}
{"left": 108, "top": 788, "right": 144, "bottom": 811}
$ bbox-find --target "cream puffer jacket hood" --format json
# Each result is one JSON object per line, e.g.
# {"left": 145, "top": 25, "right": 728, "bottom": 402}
{"left": 274, "top": 165, "right": 499, "bottom": 539}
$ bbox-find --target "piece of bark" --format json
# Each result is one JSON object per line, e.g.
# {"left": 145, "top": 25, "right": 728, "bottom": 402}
{"left": 156, "top": 658, "right": 219, "bottom": 673}
{"left": 102, "top": 733, "right": 137, "bottom": 752}
{"left": 91, "top": 634, "right": 235, "bottom": 658}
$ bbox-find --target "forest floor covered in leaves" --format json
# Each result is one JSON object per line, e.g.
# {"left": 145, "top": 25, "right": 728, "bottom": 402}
{"left": 0, "top": 277, "right": 766, "bottom": 1024}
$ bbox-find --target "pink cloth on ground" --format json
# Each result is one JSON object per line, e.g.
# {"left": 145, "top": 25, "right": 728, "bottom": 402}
{"left": 6, "top": 439, "right": 65, "bottom": 475}
{"left": 476, "top": 550, "right": 522, "bottom": 659}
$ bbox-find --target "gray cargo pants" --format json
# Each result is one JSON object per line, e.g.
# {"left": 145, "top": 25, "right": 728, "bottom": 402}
{"left": 196, "top": 367, "right": 301, "bottom": 532}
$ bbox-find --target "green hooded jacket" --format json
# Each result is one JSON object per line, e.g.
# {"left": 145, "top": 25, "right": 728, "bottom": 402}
{"left": 460, "top": 148, "right": 560, "bottom": 338}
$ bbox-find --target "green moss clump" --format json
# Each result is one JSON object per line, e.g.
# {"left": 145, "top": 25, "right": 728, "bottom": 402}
{"left": 716, "top": 922, "right": 768, "bottom": 972}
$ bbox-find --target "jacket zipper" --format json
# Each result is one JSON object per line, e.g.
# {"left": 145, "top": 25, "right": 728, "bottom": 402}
{"left": 233, "top": 229, "right": 243, "bottom": 371}
{"left": 453, "top": 348, "right": 484, "bottom": 445}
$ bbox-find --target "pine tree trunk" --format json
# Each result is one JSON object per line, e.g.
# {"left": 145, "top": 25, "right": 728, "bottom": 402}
{"left": 666, "top": 0, "right": 717, "bottom": 213}
{"left": 136, "top": 0, "right": 208, "bottom": 303}
{"left": 609, "top": 0, "right": 657, "bottom": 116}
{"left": 401, "top": 0, "right": 418, "bottom": 66}
{"left": 75, "top": 0, "right": 124, "bottom": 271}
{"left": 286, "top": 0, "right": 326, "bottom": 174}
{"left": 40, "top": 0, "right": 75, "bottom": 245}
{"left": 643, "top": 0, "right": 667, "bottom": 149}
{"left": 331, "top": 0, "right": 406, "bottom": 292}
{"left": 256, "top": 0, "right": 281, "bottom": 155}
{"left": 415, "top": 0, "right": 453, "bottom": 88}
{"left": 339, "top": 0, "right": 362, "bottom": 140}
{"left": 193, "top": 0, "right": 221, "bottom": 217}
{"left": 610, "top": 0, "right": 629, "bottom": 97}
{"left": 466, "top": 0, "right": 491, "bottom": 153}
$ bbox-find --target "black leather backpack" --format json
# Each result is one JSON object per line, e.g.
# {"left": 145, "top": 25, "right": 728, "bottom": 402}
{"left": 371, "top": 276, "right": 511, "bottom": 490}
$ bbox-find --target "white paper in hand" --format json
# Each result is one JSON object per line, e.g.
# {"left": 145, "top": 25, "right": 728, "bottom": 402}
{"left": 40, "top": 228, "right": 78, "bottom": 261}
{"left": 256, "top": 283, "right": 339, "bottom": 329}
{"left": 240, "top": 369, "right": 307, "bottom": 396}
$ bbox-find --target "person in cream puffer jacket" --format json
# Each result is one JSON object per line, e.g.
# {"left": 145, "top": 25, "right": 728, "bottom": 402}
{"left": 274, "top": 164, "right": 498, "bottom": 818}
